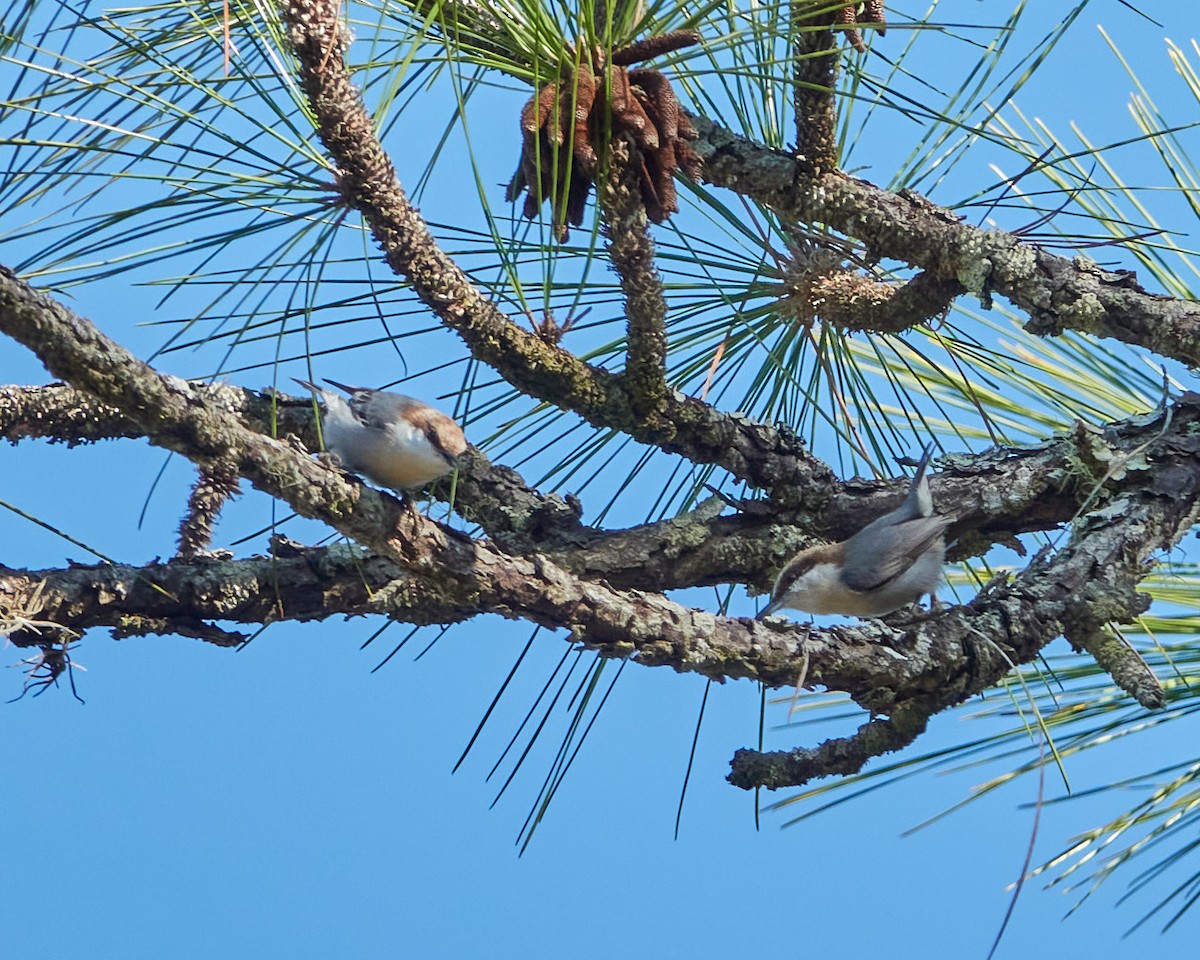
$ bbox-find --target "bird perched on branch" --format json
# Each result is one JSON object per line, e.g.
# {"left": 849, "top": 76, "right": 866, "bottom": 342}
{"left": 294, "top": 379, "right": 467, "bottom": 492}
{"left": 759, "top": 445, "right": 951, "bottom": 619}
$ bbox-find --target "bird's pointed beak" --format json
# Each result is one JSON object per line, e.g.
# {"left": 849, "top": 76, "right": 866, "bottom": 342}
{"left": 756, "top": 598, "right": 781, "bottom": 620}
{"left": 323, "top": 377, "right": 367, "bottom": 396}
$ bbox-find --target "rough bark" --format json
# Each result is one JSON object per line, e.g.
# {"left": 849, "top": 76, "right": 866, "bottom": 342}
{"left": 2, "top": 2, "right": 1198, "bottom": 794}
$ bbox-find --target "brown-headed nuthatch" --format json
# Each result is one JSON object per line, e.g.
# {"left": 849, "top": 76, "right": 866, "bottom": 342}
{"left": 294, "top": 378, "right": 467, "bottom": 491}
{"left": 759, "top": 445, "right": 951, "bottom": 619}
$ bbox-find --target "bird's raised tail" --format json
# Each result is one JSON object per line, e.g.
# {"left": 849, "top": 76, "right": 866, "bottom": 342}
{"left": 911, "top": 442, "right": 936, "bottom": 484}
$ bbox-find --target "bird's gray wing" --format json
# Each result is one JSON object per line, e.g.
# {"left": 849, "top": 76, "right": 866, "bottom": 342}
{"left": 356, "top": 391, "right": 410, "bottom": 429}
{"left": 840, "top": 515, "right": 950, "bottom": 593}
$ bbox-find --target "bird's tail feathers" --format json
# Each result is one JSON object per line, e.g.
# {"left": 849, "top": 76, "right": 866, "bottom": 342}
{"left": 911, "top": 442, "right": 936, "bottom": 485}
{"left": 899, "top": 441, "right": 938, "bottom": 518}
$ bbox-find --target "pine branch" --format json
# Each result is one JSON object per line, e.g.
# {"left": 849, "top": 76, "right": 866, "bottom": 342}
{"left": 791, "top": 2, "right": 840, "bottom": 177}
{"left": 600, "top": 139, "right": 670, "bottom": 423}
{"left": 0, "top": 382, "right": 589, "bottom": 551}
{"left": 4, "top": 263, "right": 1195, "bottom": 787}
{"left": 690, "top": 115, "right": 1200, "bottom": 367}
{"left": 9, "top": 380, "right": 1200, "bottom": 602}
{"left": 279, "top": 0, "right": 832, "bottom": 497}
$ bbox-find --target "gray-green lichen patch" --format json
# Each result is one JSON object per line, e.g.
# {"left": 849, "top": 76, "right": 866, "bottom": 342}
{"left": 1057, "top": 291, "right": 1105, "bottom": 329}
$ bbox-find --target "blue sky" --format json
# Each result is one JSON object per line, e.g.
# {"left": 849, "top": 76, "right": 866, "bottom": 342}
{"left": 3, "top": 2, "right": 1199, "bottom": 957}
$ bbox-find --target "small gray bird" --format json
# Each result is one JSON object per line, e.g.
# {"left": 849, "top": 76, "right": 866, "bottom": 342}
{"left": 759, "top": 445, "right": 951, "bottom": 619}
{"left": 294, "top": 378, "right": 467, "bottom": 491}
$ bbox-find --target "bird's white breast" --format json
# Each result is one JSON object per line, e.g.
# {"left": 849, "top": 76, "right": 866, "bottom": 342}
{"left": 777, "top": 550, "right": 943, "bottom": 618}
{"left": 321, "top": 395, "right": 453, "bottom": 490}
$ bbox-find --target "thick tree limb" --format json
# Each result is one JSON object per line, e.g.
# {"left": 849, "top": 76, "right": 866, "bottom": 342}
{"left": 0, "top": 382, "right": 139, "bottom": 444}
{"left": 10, "top": 380, "right": 1200, "bottom": 603}
{"left": 3, "top": 264, "right": 1193, "bottom": 792}
{"left": 0, "top": 267, "right": 814, "bottom": 686}
{"left": 0, "top": 548, "right": 459, "bottom": 643}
